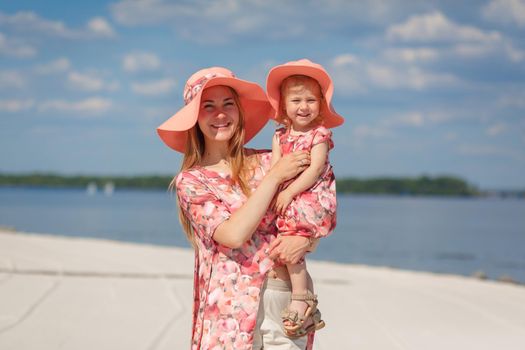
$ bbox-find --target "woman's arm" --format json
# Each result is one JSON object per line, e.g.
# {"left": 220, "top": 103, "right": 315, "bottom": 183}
{"left": 213, "top": 151, "right": 310, "bottom": 248}
{"left": 274, "top": 142, "right": 328, "bottom": 215}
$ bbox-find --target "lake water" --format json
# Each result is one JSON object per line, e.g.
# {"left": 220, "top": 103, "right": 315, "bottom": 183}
{"left": 1, "top": 187, "right": 524, "bottom": 283}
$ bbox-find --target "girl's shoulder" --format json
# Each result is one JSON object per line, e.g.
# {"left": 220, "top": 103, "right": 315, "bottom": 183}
{"left": 313, "top": 124, "right": 331, "bottom": 135}
{"left": 312, "top": 125, "right": 334, "bottom": 149}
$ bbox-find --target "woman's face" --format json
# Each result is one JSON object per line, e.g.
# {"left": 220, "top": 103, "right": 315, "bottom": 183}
{"left": 197, "top": 85, "right": 240, "bottom": 145}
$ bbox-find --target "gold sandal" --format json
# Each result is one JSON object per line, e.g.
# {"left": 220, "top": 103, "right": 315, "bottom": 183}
{"left": 281, "top": 293, "right": 326, "bottom": 338}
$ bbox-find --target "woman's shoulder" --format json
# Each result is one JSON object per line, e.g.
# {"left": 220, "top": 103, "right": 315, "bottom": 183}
{"left": 175, "top": 168, "right": 206, "bottom": 188}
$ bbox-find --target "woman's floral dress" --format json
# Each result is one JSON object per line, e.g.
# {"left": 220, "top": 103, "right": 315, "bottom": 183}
{"left": 275, "top": 125, "right": 337, "bottom": 239}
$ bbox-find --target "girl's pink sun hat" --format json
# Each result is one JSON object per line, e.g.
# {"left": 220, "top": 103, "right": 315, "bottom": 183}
{"left": 266, "top": 59, "right": 344, "bottom": 128}
{"left": 157, "top": 67, "right": 272, "bottom": 153}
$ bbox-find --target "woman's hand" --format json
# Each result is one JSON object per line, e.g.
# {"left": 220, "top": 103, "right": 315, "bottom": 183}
{"left": 268, "top": 151, "right": 310, "bottom": 184}
{"left": 268, "top": 235, "right": 311, "bottom": 264}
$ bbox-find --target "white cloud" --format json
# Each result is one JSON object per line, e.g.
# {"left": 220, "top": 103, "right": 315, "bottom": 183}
{"left": 383, "top": 12, "right": 524, "bottom": 63}
{"left": 110, "top": 0, "right": 420, "bottom": 43}
{"left": 486, "top": 123, "right": 507, "bottom": 136}
{"left": 450, "top": 40, "right": 525, "bottom": 62}
{"left": 123, "top": 52, "right": 161, "bottom": 73}
{"left": 383, "top": 47, "right": 439, "bottom": 63}
{"left": 444, "top": 131, "right": 458, "bottom": 141}
{"left": 482, "top": 0, "right": 525, "bottom": 27}
{"left": 0, "top": 70, "right": 25, "bottom": 89}
{"left": 366, "top": 64, "right": 459, "bottom": 90}
{"left": 38, "top": 97, "right": 112, "bottom": 114}
{"left": 503, "top": 41, "right": 525, "bottom": 62}
{"left": 0, "top": 99, "right": 34, "bottom": 112}
{"left": 384, "top": 112, "right": 425, "bottom": 127}
{"left": 330, "top": 54, "right": 461, "bottom": 95}
{"left": 34, "top": 58, "right": 71, "bottom": 74}
{"left": 0, "top": 11, "right": 115, "bottom": 39}
{"left": 0, "top": 11, "right": 74, "bottom": 38}
{"left": 68, "top": 72, "right": 119, "bottom": 92}
{"left": 457, "top": 144, "right": 524, "bottom": 161}
{"left": 131, "top": 78, "right": 176, "bottom": 96}
{"left": 87, "top": 17, "right": 116, "bottom": 38}
{"left": 352, "top": 124, "right": 391, "bottom": 140}
{"left": 332, "top": 54, "right": 360, "bottom": 67}
{"left": 387, "top": 11, "right": 501, "bottom": 43}
{"left": 498, "top": 91, "right": 525, "bottom": 108}
{"left": 0, "top": 32, "right": 37, "bottom": 58}
{"left": 68, "top": 72, "right": 104, "bottom": 91}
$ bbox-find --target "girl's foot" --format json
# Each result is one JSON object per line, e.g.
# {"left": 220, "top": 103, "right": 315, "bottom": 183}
{"left": 281, "top": 293, "right": 325, "bottom": 338}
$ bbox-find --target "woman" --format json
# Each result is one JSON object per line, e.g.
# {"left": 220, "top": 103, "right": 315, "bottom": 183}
{"left": 157, "top": 67, "right": 315, "bottom": 350}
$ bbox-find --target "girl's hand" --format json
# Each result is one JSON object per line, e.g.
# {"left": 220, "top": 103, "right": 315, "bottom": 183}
{"left": 274, "top": 190, "right": 294, "bottom": 216}
{"left": 268, "top": 235, "right": 311, "bottom": 264}
{"left": 268, "top": 151, "right": 310, "bottom": 184}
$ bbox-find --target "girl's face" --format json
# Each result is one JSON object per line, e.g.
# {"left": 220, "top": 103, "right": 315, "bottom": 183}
{"left": 197, "top": 85, "right": 240, "bottom": 145}
{"left": 283, "top": 83, "right": 321, "bottom": 132}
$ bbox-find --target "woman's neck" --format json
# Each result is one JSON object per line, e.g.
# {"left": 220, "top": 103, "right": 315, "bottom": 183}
{"left": 201, "top": 144, "right": 229, "bottom": 167}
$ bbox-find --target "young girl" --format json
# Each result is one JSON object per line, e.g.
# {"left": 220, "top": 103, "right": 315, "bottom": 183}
{"left": 266, "top": 59, "right": 345, "bottom": 338}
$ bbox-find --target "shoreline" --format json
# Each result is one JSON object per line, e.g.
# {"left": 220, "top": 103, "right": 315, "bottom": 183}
{"left": 1, "top": 228, "right": 522, "bottom": 286}
{"left": 1, "top": 230, "right": 525, "bottom": 349}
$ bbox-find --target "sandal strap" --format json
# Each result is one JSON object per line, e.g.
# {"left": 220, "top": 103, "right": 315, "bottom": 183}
{"left": 291, "top": 293, "right": 318, "bottom": 301}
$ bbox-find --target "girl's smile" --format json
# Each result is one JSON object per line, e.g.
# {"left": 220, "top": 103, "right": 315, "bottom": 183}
{"left": 284, "top": 85, "right": 321, "bottom": 132}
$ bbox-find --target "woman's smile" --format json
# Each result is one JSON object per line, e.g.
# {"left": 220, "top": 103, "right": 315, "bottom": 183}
{"left": 197, "top": 85, "right": 240, "bottom": 143}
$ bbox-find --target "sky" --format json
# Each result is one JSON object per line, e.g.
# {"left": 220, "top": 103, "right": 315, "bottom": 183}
{"left": 1, "top": 0, "right": 524, "bottom": 189}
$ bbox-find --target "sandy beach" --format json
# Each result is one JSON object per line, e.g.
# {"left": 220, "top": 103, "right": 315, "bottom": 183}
{"left": 0, "top": 229, "right": 524, "bottom": 350}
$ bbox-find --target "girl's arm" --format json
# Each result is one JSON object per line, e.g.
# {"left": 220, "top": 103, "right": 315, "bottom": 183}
{"left": 274, "top": 141, "right": 328, "bottom": 215}
{"left": 271, "top": 133, "right": 282, "bottom": 168}
{"left": 213, "top": 151, "right": 309, "bottom": 249}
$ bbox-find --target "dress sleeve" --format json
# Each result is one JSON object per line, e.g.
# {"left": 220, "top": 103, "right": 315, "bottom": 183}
{"left": 175, "top": 171, "right": 231, "bottom": 242}
{"left": 312, "top": 126, "right": 334, "bottom": 150}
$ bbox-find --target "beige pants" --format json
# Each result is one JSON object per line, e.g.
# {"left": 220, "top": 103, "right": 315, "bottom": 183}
{"left": 253, "top": 278, "right": 307, "bottom": 350}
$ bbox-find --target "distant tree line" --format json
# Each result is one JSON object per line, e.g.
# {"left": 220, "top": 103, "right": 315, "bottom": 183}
{"left": 0, "top": 173, "right": 172, "bottom": 190}
{"left": 336, "top": 176, "right": 480, "bottom": 196}
{"left": 0, "top": 173, "right": 489, "bottom": 196}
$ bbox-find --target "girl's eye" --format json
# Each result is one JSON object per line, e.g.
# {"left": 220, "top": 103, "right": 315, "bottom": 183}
{"left": 224, "top": 102, "right": 234, "bottom": 107}
{"left": 203, "top": 105, "right": 214, "bottom": 111}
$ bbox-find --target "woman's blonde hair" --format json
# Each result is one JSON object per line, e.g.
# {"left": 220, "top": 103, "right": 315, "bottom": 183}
{"left": 170, "top": 86, "right": 253, "bottom": 247}
{"left": 276, "top": 74, "right": 325, "bottom": 128}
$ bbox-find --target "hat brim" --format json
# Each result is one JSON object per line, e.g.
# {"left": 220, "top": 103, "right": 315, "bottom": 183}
{"left": 266, "top": 63, "right": 344, "bottom": 129}
{"left": 157, "top": 76, "right": 272, "bottom": 153}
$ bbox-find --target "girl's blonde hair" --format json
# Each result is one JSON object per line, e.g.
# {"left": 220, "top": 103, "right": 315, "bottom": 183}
{"left": 169, "top": 86, "right": 253, "bottom": 247}
{"left": 276, "top": 75, "right": 325, "bottom": 128}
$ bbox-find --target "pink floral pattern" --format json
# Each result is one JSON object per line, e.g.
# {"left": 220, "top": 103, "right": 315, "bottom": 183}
{"left": 176, "top": 151, "right": 277, "bottom": 350}
{"left": 275, "top": 125, "right": 337, "bottom": 239}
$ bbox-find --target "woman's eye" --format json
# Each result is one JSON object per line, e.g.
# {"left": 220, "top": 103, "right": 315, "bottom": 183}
{"left": 203, "top": 105, "right": 214, "bottom": 111}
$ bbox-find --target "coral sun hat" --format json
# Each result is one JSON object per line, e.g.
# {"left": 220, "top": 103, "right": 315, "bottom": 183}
{"left": 157, "top": 67, "right": 272, "bottom": 153}
{"left": 266, "top": 59, "right": 344, "bottom": 128}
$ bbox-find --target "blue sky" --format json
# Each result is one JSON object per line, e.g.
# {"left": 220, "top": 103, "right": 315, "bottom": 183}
{"left": 1, "top": 0, "right": 524, "bottom": 189}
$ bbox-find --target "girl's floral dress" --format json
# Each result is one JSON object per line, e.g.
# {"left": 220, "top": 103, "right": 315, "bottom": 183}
{"left": 275, "top": 125, "right": 337, "bottom": 239}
